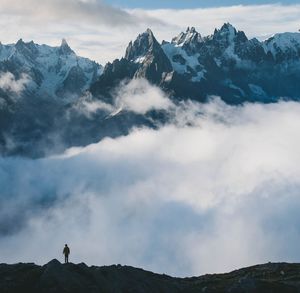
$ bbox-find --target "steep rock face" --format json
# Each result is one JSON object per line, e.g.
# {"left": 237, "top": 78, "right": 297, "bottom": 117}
{"left": 91, "top": 29, "right": 173, "bottom": 100}
{"left": 90, "top": 58, "right": 137, "bottom": 103}
{"left": 125, "top": 28, "right": 172, "bottom": 82}
{"left": 125, "top": 28, "right": 161, "bottom": 61}
{"left": 1, "top": 260, "right": 300, "bottom": 293}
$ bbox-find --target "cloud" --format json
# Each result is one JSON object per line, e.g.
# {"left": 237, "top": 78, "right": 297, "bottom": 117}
{"left": 1, "top": 80, "right": 300, "bottom": 277}
{"left": 0, "top": 0, "right": 133, "bottom": 26}
{"left": 0, "top": 72, "right": 30, "bottom": 95}
{"left": 0, "top": 3, "right": 299, "bottom": 63}
{"left": 0, "top": 0, "right": 163, "bottom": 28}
{"left": 115, "top": 79, "right": 173, "bottom": 114}
{"left": 70, "top": 79, "right": 172, "bottom": 119}
{"left": 147, "top": 4, "right": 300, "bottom": 40}
{"left": 71, "top": 91, "right": 115, "bottom": 119}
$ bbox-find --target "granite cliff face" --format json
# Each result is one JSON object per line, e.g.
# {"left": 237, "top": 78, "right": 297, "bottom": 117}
{"left": 1, "top": 260, "right": 300, "bottom": 293}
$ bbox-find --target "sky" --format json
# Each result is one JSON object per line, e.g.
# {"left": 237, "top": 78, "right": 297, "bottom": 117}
{"left": 0, "top": 0, "right": 299, "bottom": 63}
{"left": 106, "top": 0, "right": 299, "bottom": 9}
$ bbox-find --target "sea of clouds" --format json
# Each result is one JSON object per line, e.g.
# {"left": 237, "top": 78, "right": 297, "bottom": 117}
{"left": 1, "top": 79, "right": 300, "bottom": 277}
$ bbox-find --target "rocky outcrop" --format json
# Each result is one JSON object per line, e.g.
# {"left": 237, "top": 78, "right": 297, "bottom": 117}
{"left": 1, "top": 260, "right": 300, "bottom": 293}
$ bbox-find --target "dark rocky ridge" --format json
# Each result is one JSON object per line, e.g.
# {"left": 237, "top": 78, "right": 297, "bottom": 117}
{"left": 1, "top": 260, "right": 300, "bottom": 292}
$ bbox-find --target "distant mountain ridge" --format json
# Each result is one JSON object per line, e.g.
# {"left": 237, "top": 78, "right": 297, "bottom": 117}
{"left": 0, "top": 38, "right": 102, "bottom": 101}
{"left": 1, "top": 260, "right": 300, "bottom": 292}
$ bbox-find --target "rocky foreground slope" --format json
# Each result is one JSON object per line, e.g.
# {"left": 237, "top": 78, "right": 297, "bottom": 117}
{"left": 1, "top": 260, "right": 300, "bottom": 292}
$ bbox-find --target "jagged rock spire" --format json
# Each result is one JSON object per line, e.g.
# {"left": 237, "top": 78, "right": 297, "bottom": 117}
{"left": 15, "top": 38, "right": 38, "bottom": 56}
{"left": 220, "top": 23, "right": 237, "bottom": 32}
{"left": 213, "top": 23, "right": 248, "bottom": 43}
{"left": 15, "top": 38, "right": 25, "bottom": 49}
{"left": 186, "top": 27, "right": 196, "bottom": 33}
{"left": 171, "top": 26, "right": 202, "bottom": 47}
{"left": 214, "top": 23, "right": 237, "bottom": 40}
{"left": 125, "top": 28, "right": 161, "bottom": 61}
{"left": 59, "top": 38, "right": 74, "bottom": 55}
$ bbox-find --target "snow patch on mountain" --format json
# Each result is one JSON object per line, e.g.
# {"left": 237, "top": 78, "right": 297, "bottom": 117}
{"left": 134, "top": 56, "right": 147, "bottom": 64}
{"left": 162, "top": 42, "right": 206, "bottom": 82}
{"left": 249, "top": 84, "right": 267, "bottom": 97}
{"left": 263, "top": 32, "right": 300, "bottom": 57}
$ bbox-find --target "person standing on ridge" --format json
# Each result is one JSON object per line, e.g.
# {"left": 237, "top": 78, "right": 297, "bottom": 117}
{"left": 63, "top": 244, "right": 70, "bottom": 263}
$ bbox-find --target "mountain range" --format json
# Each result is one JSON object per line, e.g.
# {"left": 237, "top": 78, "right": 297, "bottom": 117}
{"left": 92, "top": 23, "right": 300, "bottom": 104}
{"left": 0, "top": 23, "right": 299, "bottom": 157}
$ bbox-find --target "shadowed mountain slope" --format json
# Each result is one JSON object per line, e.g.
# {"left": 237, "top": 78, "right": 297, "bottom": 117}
{"left": 1, "top": 260, "right": 300, "bottom": 292}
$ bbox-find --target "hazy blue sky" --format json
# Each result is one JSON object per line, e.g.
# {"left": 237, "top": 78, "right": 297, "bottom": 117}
{"left": 106, "top": 0, "right": 299, "bottom": 9}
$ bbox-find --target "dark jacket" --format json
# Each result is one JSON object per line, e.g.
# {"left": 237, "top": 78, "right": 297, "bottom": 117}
{"left": 63, "top": 246, "right": 70, "bottom": 255}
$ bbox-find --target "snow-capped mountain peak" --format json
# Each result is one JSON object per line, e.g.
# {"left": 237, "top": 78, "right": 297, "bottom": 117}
{"left": 220, "top": 23, "right": 236, "bottom": 33}
{"left": 59, "top": 38, "right": 75, "bottom": 55}
{"left": 263, "top": 32, "right": 300, "bottom": 58}
{"left": 0, "top": 39, "right": 102, "bottom": 101}
{"left": 125, "top": 28, "right": 161, "bottom": 62}
{"left": 211, "top": 23, "right": 248, "bottom": 45}
{"left": 213, "top": 23, "right": 239, "bottom": 43}
{"left": 61, "top": 38, "right": 68, "bottom": 47}
{"left": 171, "top": 26, "right": 203, "bottom": 48}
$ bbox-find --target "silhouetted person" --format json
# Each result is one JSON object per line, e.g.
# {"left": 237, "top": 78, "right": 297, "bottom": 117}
{"left": 63, "top": 244, "right": 70, "bottom": 263}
